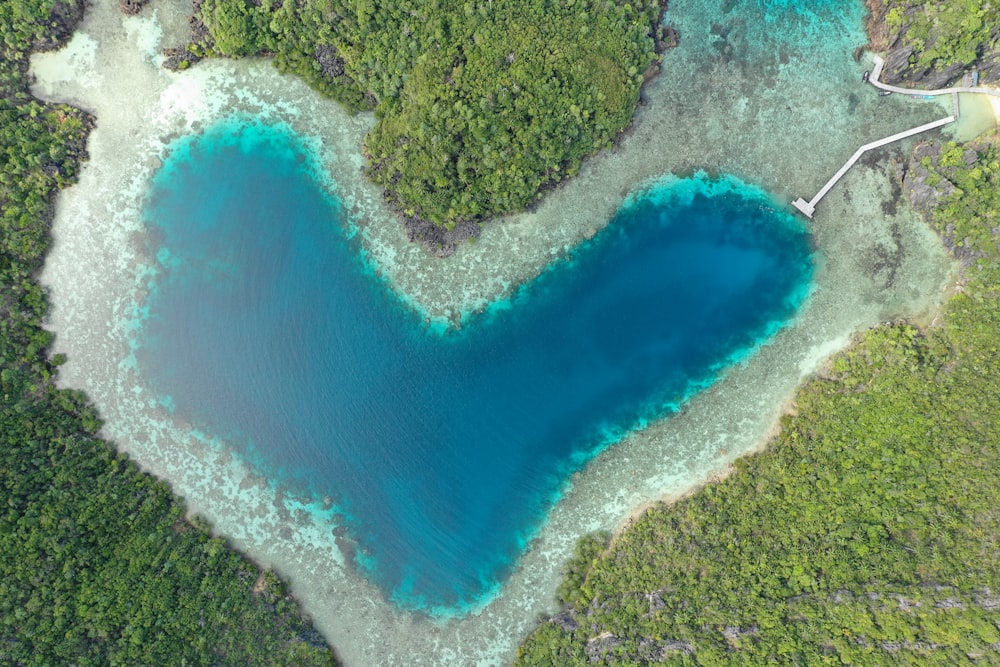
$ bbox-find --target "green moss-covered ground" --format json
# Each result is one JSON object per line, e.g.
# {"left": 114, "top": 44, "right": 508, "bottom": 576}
{"left": 1, "top": 2, "right": 337, "bottom": 664}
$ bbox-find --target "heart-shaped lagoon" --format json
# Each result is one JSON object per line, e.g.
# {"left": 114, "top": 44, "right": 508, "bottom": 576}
{"left": 137, "top": 119, "right": 813, "bottom": 613}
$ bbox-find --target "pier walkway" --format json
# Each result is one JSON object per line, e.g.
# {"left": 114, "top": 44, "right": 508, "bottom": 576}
{"left": 791, "top": 55, "right": 997, "bottom": 219}
{"left": 868, "top": 55, "right": 1000, "bottom": 98}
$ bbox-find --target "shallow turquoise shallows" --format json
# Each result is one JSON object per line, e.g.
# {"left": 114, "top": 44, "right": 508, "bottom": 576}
{"left": 137, "top": 119, "right": 814, "bottom": 613}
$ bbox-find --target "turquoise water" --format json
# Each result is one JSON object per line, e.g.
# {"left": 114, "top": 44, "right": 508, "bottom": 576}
{"left": 137, "top": 119, "right": 814, "bottom": 612}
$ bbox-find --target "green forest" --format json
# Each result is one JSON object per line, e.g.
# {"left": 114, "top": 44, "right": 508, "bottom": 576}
{"left": 0, "top": 1, "right": 337, "bottom": 664}
{"left": 184, "top": 0, "right": 667, "bottom": 232}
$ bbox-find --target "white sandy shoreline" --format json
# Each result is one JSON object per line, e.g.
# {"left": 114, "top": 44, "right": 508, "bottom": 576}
{"left": 31, "top": 0, "right": 957, "bottom": 665}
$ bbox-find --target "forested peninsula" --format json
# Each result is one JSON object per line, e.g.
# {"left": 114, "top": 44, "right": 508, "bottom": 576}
{"left": 516, "top": 3, "right": 1000, "bottom": 663}
{"left": 168, "top": 0, "right": 672, "bottom": 254}
{"left": 0, "top": 2, "right": 337, "bottom": 663}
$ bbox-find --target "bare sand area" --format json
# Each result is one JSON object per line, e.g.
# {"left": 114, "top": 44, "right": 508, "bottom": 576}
{"left": 31, "top": 0, "right": 957, "bottom": 664}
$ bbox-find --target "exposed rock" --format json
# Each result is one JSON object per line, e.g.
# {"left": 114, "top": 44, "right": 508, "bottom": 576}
{"left": 722, "top": 625, "right": 759, "bottom": 643}
{"left": 162, "top": 2, "right": 211, "bottom": 72}
{"left": 934, "top": 598, "right": 966, "bottom": 610}
{"left": 119, "top": 0, "right": 150, "bottom": 16}
{"left": 879, "top": 42, "right": 971, "bottom": 89}
{"left": 879, "top": 640, "right": 939, "bottom": 653}
{"left": 635, "top": 637, "right": 694, "bottom": 662}
{"left": 585, "top": 632, "right": 623, "bottom": 663}
{"left": 976, "top": 591, "right": 1000, "bottom": 610}
{"left": 832, "top": 589, "right": 854, "bottom": 603}
{"left": 862, "top": 0, "right": 890, "bottom": 53}
{"left": 401, "top": 214, "right": 482, "bottom": 258}
{"left": 315, "top": 45, "right": 346, "bottom": 79}
{"left": 900, "top": 141, "right": 990, "bottom": 267}
{"left": 645, "top": 590, "right": 667, "bottom": 614}
{"left": 551, "top": 611, "right": 579, "bottom": 632}
{"left": 867, "top": 1, "right": 1000, "bottom": 87}
{"left": 31, "top": 0, "right": 86, "bottom": 52}
{"left": 657, "top": 25, "right": 679, "bottom": 52}
{"left": 583, "top": 632, "right": 693, "bottom": 664}
{"left": 899, "top": 142, "right": 956, "bottom": 219}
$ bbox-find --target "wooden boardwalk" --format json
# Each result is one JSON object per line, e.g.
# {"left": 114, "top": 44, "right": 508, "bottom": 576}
{"left": 790, "top": 55, "right": 994, "bottom": 219}
{"left": 868, "top": 56, "right": 1000, "bottom": 98}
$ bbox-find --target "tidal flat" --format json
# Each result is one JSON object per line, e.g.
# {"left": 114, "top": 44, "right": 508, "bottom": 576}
{"left": 32, "top": 0, "right": 955, "bottom": 663}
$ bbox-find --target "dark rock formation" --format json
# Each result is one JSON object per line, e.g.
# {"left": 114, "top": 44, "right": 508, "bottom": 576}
{"left": 32, "top": 0, "right": 86, "bottom": 52}
{"left": 551, "top": 611, "right": 579, "bottom": 632}
{"left": 162, "top": 0, "right": 211, "bottom": 72}
{"left": 898, "top": 141, "right": 989, "bottom": 268}
{"left": 898, "top": 142, "right": 957, "bottom": 219}
{"left": 401, "top": 214, "right": 482, "bottom": 258}
{"left": 868, "top": 1, "right": 1000, "bottom": 87}
{"left": 315, "top": 45, "right": 346, "bottom": 79}
{"left": 119, "top": 0, "right": 150, "bottom": 16}
{"left": 879, "top": 42, "right": 978, "bottom": 89}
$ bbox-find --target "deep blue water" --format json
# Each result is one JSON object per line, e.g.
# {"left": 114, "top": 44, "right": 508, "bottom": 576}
{"left": 137, "top": 119, "right": 814, "bottom": 612}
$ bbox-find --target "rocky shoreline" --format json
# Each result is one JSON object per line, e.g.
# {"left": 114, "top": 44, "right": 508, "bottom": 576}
{"left": 119, "top": 0, "right": 151, "bottom": 17}
{"left": 861, "top": 0, "right": 997, "bottom": 267}
{"left": 898, "top": 141, "right": 991, "bottom": 268}
{"left": 864, "top": 0, "right": 1000, "bottom": 88}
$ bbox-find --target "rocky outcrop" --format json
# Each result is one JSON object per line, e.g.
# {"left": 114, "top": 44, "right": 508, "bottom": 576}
{"left": 32, "top": 0, "right": 86, "bottom": 52}
{"left": 898, "top": 141, "right": 988, "bottom": 267}
{"left": 162, "top": 0, "right": 211, "bottom": 72}
{"left": 401, "top": 214, "right": 482, "bottom": 258}
{"left": 897, "top": 142, "right": 957, "bottom": 219}
{"left": 877, "top": 41, "right": 1000, "bottom": 89}
{"left": 866, "top": 0, "right": 1000, "bottom": 87}
{"left": 119, "top": 0, "right": 150, "bottom": 16}
{"left": 315, "top": 46, "right": 346, "bottom": 79}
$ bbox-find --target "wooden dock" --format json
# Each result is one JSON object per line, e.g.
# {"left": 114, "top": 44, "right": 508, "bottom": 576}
{"left": 790, "top": 55, "right": 995, "bottom": 219}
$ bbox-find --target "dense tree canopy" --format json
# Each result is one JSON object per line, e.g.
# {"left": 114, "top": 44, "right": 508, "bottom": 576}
{"left": 885, "top": 0, "right": 999, "bottom": 70}
{"left": 188, "top": 0, "right": 667, "bottom": 231}
{"left": 8, "top": 1, "right": 1000, "bottom": 664}
{"left": 516, "top": 9, "right": 1000, "bottom": 660}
